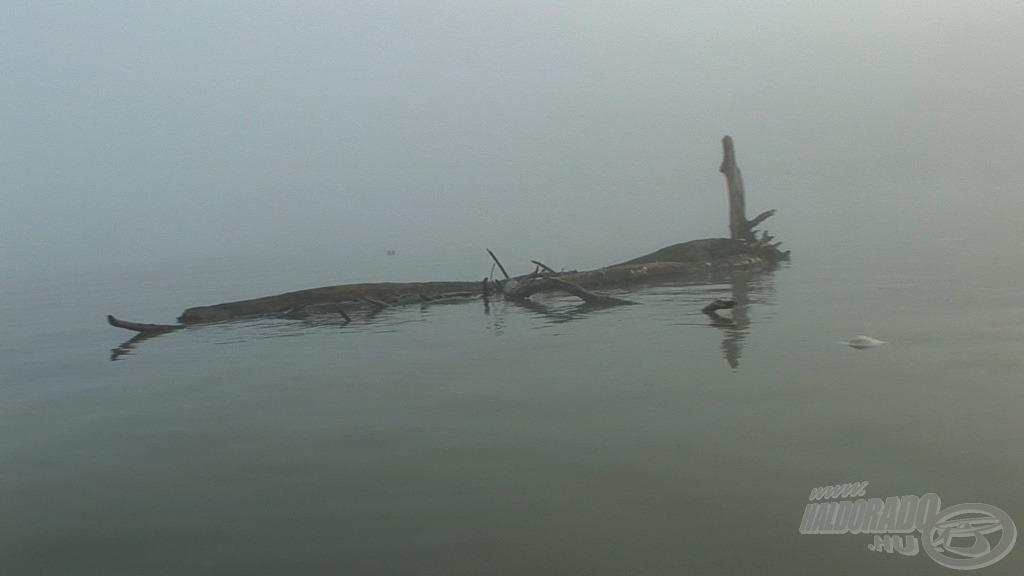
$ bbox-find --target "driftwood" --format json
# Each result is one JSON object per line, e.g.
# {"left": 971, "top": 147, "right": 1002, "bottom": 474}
{"left": 107, "top": 136, "right": 788, "bottom": 339}
{"left": 107, "top": 238, "right": 779, "bottom": 333}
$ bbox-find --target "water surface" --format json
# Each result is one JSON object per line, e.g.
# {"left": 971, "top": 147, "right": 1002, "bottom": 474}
{"left": 3, "top": 253, "right": 1023, "bottom": 575}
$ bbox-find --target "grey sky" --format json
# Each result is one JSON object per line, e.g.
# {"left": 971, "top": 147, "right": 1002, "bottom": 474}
{"left": 3, "top": 1, "right": 1022, "bottom": 280}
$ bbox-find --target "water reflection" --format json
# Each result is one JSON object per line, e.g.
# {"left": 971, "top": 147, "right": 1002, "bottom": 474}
{"left": 110, "top": 331, "right": 167, "bottom": 361}
{"left": 702, "top": 269, "right": 778, "bottom": 369}
{"left": 513, "top": 298, "right": 622, "bottom": 325}
{"left": 707, "top": 276, "right": 751, "bottom": 369}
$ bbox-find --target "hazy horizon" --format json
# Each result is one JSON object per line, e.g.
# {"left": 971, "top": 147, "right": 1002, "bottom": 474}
{"left": 3, "top": 1, "right": 1023, "bottom": 283}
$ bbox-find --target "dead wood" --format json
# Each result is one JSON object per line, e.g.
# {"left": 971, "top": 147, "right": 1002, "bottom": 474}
{"left": 108, "top": 137, "right": 787, "bottom": 338}
{"left": 107, "top": 315, "right": 184, "bottom": 333}
{"left": 719, "top": 136, "right": 778, "bottom": 244}
{"left": 545, "top": 277, "right": 635, "bottom": 305}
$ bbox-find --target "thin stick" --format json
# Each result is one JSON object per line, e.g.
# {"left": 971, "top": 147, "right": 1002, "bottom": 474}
{"left": 486, "top": 249, "right": 510, "bottom": 279}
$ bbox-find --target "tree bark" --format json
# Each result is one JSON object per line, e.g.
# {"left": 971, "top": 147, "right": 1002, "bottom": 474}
{"left": 720, "top": 135, "right": 749, "bottom": 241}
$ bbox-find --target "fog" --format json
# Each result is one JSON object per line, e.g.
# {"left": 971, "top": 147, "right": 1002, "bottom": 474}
{"left": 3, "top": 1, "right": 1022, "bottom": 282}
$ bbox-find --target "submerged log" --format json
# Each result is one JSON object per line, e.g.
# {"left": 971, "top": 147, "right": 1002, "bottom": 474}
{"left": 106, "top": 238, "right": 780, "bottom": 331}
{"left": 479, "top": 237, "right": 788, "bottom": 304}
{"left": 544, "top": 277, "right": 634, "bottom": 306}
{"left": 176, "top": 281, "right": 479, "bottom": 323}
{"left": 502, "top": 275, "right": 634, "bottom": 306}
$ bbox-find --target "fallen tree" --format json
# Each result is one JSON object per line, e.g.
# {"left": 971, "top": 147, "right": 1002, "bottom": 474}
{"left": 109, "top": 136, "right": 787, "bottom": 335}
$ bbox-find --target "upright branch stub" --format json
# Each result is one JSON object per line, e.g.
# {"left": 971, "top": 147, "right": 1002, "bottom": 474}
{"left": 719, "top": 135, "right": 750, "bottom": 242}
{"left": 719, "top": 136, "right": 776, "bottom": 243}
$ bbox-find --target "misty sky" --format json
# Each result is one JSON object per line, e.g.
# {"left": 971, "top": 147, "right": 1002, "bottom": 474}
{"left": 3, "top": 1, "right": 1022, "bottom": 281}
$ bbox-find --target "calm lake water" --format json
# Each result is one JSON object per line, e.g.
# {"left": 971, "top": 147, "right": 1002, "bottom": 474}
{"left": 3, "top": 247, "right": 1024, "bottom": 575}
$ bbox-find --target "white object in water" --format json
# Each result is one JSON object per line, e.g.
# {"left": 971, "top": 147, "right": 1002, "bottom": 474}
{"left": 844, "top": 335, "right": 886, "bottom": 348}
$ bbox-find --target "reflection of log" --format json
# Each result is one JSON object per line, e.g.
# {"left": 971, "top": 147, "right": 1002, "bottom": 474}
{"left": 107, "top": 315, "right": 184, "bottom": 333}
{"left": 701, "top": 299, "right": 736, "bottom": 314}
{"left": 111, "top": 331, "right": 166, "bottom": 361}
{"left": 720, "top": 276, "right": 751, "bottom": 370}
